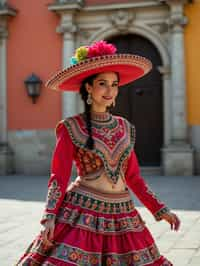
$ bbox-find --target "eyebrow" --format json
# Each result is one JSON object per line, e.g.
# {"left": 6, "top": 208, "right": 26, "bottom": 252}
{"left": 96, "top": 79, "right": 119, "bottom": 82}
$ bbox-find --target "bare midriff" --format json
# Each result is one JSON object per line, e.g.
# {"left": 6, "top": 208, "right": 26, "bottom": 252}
{"left": 74, "top": 171, "right": 128, "bottom": 193}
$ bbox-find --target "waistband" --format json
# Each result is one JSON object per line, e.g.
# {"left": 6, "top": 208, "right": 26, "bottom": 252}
{"left": 64, "top": 183, "right": 134, "bottom": 214}
{"left": 71, "top": 183, "right": 131, "bottom": 202}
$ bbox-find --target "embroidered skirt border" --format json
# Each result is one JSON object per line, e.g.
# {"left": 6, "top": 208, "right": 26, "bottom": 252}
{"left": 16, "top": 184, "right": 172, "bottom": 266}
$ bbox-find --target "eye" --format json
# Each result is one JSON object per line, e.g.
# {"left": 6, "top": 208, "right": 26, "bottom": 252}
{"left": 112, "top": 82, "right": 118, "bottom": 87}
{"left": 99, "top": 81, "right": 105, "bottom": 86}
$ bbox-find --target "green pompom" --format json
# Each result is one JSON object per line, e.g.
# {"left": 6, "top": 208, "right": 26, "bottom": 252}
{"left": 75, "top": 46, "right": 88, "bottom": 62}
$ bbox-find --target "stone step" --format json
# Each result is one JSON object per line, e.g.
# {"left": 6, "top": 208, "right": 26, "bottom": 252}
{"left": 141, "top": 167, "right": 161, "bottom": 176}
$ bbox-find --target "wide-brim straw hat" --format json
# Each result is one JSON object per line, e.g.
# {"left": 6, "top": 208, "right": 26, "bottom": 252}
{"left": 46, "top": 41, "right": 152, "bottom": 92}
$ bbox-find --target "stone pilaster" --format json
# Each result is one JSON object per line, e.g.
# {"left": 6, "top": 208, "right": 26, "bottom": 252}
{"left": 0, "top": 27, "right": 8, "bottom": 144}
{"left": 0, "top": 5, "right": 16, "bottom": 175}
{"left": 48, "top": 1, "right": 83, "bottom": 118}
{"left": 48, "top": 1, "right": 84, "bottom": 179}
{"left": 57, "top": 18, "right": 78, "bottom": 118}
{"left": 161, "top": 0, "right": 194, "bottom": 175}
{"left": 158, "top": 65, "right": 172, "bottom": 147}
{"left": 168, "top": 4, "right": 188, "bottom": 143}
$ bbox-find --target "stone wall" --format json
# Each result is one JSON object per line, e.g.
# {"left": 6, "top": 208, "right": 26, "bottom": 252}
{"left": 8, "top": 130, "right": 55, "bottom": 175}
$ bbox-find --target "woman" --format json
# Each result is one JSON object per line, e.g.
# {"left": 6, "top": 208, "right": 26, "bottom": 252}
{"left": 16, "top": 40, "right": 180, "bottom": 265}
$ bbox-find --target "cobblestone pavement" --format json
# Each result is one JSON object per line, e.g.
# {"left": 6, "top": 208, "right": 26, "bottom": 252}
{"left": 0, "top": 175, "right": 200, "bottom": 266}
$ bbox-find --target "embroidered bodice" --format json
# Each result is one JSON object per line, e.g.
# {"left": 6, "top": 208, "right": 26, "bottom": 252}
{"left": 63, "top": 111, "right": 135, "bottom": 185}
{"left": 41, "top": 111, "right": 170, "bottom": 225}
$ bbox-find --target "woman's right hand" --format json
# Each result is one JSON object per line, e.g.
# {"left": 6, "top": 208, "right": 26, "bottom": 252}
{"left": 41, "top": 219, "right": 55, "bottom": 247}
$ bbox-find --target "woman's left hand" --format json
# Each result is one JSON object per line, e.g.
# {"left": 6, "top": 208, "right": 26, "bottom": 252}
{"left": 161, "top": 212, "right": 181, "bottom": 231}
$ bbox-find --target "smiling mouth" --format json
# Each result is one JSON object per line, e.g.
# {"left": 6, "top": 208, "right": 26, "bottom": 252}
{"left": 103, "top": 96, "right": 113, "bottom": 100}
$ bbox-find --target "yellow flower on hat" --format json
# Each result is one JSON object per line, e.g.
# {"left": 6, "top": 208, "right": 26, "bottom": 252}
{"left": 75, "top": 46, "right": 88, "bottom": 62}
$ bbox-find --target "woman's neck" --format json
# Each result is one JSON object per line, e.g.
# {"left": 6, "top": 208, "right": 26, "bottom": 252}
{"left": 91, "top": 107, "right": 107, "bottom": 113}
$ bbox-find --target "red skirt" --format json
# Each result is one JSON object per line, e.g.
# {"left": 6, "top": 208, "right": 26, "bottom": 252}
{"left": 16, "top": 184, "right": 172, "bottom": 266}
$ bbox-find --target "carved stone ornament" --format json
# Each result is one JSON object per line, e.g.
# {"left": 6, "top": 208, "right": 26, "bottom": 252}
{"left": 109, "top": 10, "right": 135, "bottom": 33}
{"left": 148, "top": 22, "right": 169, "bottom": 34}
{"left": 0, "top": 2, "right": 16, "bottom": 39}
{"left": 167, "top": 15, "right": 188, "bottom": 32}
{"left": 57, "top": 23, "right": 77, "bottom": 34}
{"left": 0, "top": 1, "right": 17, "bottom": 16}
{"left": 78, "top": 29, "right": 98, "bottom": 43}
{"left": 167, "top": 15, "right": 188, "bottom": 27}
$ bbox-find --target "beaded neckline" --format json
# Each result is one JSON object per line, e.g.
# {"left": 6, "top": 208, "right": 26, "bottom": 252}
{"left": 82, "top": 111, "right": 112, "bottom": 123}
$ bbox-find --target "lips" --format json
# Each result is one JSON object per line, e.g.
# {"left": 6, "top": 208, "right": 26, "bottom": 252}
{"left": 103, "top": 96, "right": 112, "bottom": 100}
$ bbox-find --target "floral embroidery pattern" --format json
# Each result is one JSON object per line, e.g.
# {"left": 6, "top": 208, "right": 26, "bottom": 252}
{"left": 154, "top": 206, "right": 170, "bottom": 221}
{"left": 46, "top": 180, "right": 62, "bottom": 210}
{"left": 31, "top": 238, "right": 53, "bottom": 257}
{"left": 57, "top": 206, "right": 145, "bottom": 234}
{"left": 55, "top": 188, "right": 145, "bottom": 235}
{"left": 63, "top": 190, "right": 134, "bottom": 214}
{"left": 63, "top": 114, "right": 135, "bottom": 184}
{"left": 18, "top": 237, "right": 53, "bottom": 265}
{"left": 50, "top": 243, "right": 161, "bottom": 266}
{"left": 75, "top": 146, "right": 104, "bottom": 179}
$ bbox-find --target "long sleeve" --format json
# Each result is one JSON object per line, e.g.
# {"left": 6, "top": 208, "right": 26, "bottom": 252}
{"left": 125, "top": 149, "right": 170, "bottom": 221}
{"left": 40, "top": 121, "right": 74, "bottom": 225}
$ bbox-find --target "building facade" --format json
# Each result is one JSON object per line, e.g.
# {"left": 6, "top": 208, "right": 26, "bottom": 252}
{"left": 0, "top": 0, "right": 199, "bottom": 176}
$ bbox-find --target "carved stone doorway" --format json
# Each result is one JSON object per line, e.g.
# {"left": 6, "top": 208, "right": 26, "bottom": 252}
{"left": 107, "top": 34, "right": 163, "bottom": 167}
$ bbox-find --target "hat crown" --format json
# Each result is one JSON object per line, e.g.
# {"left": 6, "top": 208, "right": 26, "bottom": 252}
{"left": 70, "top": 40, "right": 117, "bottom": 66}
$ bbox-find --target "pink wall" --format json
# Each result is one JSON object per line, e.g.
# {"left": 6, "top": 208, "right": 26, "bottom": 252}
{"left": 7, "top": 0, "right": 62, "bottom": 130}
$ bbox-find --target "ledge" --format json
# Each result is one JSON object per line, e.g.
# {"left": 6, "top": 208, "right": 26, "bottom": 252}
{"left": 0, "top": 3, "right": 17, "bottom": 16}
{"left": 48, "top": 0, "right": 84, "bottom": 12}
{"left": 84, "top": 1, "right": 163, "bottom": 11}
{"left": 48, "top": 0, "right": 193, "bottom": 13}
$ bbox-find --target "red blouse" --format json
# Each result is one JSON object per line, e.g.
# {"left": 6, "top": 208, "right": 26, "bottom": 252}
{"left": 41, "top": 114, "right": 169, "bottom": 224}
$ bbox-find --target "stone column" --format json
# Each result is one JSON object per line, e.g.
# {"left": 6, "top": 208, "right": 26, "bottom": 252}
{"left": 168, "top": 5, "right": 188, "bottom": 143}
{"left": 0, "top": 27, "right": 14, "bottom": 175}
{"left": 158, "top": 65, "right": 172, "bottom": 147}
{"left": 162, "top": 0, "right": 194, "bottom": 175}
{"left": 57, "top": 15, "right": 78, "bottom": 119}
{"left": 0, "top": 28, "right": 7, "bottom": 144}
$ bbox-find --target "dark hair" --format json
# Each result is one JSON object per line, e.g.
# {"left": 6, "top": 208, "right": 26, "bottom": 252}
{"left": 79, "top": 72, "right": 119, "bottom": 150}
{"left": 79, "top": 74, "right": 97, "bottom": 150}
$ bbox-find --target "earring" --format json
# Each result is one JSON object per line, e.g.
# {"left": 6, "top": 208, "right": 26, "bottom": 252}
{"left": 87, "top": 93, "right": 92, "bottom": 105}
{"left": 112, "top": 99, "right": 115, "bottom": 107}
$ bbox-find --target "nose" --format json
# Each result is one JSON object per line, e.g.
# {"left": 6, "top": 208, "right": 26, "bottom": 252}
{"left": 106, "top": 84, "right": 114, "bottom": 91}
{"left": 105, "top": 87, "right": 114, "bottom": 96}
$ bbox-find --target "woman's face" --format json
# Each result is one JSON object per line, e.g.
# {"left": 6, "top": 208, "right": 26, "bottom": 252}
{"left": 86, "top": 72, "right": 119, "bottom": 112}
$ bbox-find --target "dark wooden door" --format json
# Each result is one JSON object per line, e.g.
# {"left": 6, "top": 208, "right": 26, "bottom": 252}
{"left": 107, "top": 35, "right": 163, "bottom": 166}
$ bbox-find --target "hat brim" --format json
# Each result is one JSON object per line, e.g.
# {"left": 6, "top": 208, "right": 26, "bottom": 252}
{"left": 46, "top": 54, "right": 152, "bottom": 92}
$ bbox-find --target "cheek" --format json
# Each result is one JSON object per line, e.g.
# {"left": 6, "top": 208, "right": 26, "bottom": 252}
{"left": 114, "top": 88, "right": 119, "bottom": 97}
{"left": 93, "top": 87, "right": 106, "bottom": 97}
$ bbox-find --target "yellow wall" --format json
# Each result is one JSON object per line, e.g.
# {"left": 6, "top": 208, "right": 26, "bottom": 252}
{"left": 185, "top": 1, "right": 200, "bottom": 125}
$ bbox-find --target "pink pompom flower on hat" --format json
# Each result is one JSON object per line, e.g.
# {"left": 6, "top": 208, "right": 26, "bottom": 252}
{"left": 87, "top": 40, "right": 117, "bottom": 58}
